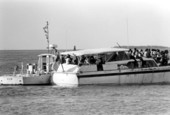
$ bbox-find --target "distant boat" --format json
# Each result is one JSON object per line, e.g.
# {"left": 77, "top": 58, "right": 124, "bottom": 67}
{"left": 0, "top": 54, "right": 56, "bottom": 85}
{"left": 51, "top": 47, "right": 170, "bottom": 87}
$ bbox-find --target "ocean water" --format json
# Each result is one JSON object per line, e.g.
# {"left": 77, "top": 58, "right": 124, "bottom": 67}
{"left": 0, "top": 50, "right": 170, "bottom": 115}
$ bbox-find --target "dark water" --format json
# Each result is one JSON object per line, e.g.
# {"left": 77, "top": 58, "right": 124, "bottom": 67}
{"left": 0, "top": 50, "right": 170, "bottom": 115}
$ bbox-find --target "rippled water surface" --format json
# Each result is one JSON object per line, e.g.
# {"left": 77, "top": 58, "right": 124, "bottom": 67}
{"left": 0, "top": 85, "right": 170, "bottom": 115}
{"left": 0, "top": 50, "right": 170, "bottom": 115}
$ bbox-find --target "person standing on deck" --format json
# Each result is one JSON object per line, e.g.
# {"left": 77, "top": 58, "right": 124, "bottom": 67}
{"left": 65, "top": 54, "right": 72, "bottom": 64}
{"left": 96, "top": 56, "right": 105, "bottom": 71}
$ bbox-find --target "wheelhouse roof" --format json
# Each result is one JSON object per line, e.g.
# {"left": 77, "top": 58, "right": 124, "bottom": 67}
{"left": 61, "top": 47, "right": 129, "bottom": 56}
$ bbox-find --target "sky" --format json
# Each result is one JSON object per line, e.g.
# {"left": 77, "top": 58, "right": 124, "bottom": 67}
{"left": 1, "top": 0, "right": 170, "bottom": 50}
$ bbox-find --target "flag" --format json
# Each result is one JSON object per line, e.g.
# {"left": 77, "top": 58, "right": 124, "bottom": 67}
{"left": 43, "top": 25, "right": 48, "bottom": 33}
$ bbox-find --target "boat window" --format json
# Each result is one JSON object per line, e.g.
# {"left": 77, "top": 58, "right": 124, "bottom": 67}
{"left": 106, "top": 52, "right": 117, "bottom": 62}
{"left": 42, "top": 63, "right": 47, "bottom": 71}
{"left": 106, "top": 51, "right": 129, "bottom": 62}
{"left": 119, "top": 51, "right": 129, "bottom": 60}
{"left": 143, "top": 60, "right": 158, "bottom": 67}
{"left": 49, "top": 56, "right": 55, "bottom": 63}
{"left": 42, "top": 56, "right": 46, "bottom": 62}
{"left": 127, "top": 61, "right": 135, "bottom": 69}
{"left": 126, "top": 60, "right": 158, "bottom": 69}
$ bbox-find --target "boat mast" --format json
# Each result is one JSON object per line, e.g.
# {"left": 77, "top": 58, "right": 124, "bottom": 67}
{"left": 43, "top": 21, "right": 50, "bottom": 73}
{"left": 43, "top": 21, "right": 50, "bottom": 53}
{"left": 47, "top": 21, "right": 49, "bottom": 53}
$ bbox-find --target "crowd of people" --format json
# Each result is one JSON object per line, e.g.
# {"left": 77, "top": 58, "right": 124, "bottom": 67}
{"left": 127, "top": 48, "right": 169, "bottom": 66}
{"left": 61, "top": 54, "right": 104, "bottom": 65}
{"left": 59, "top": 54, "right": 105, "bottom": 71}
{"left": 58, "top": 48, "right": 169, "bottom": 69}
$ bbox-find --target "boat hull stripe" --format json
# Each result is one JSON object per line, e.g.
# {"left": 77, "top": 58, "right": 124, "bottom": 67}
{"left": 78, "top": 69, "right": 170, "bottom": 78}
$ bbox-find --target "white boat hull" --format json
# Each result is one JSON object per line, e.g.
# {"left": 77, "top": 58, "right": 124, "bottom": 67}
{"left": 23, "top": 74, "right": 51, "bottom": 85}
{"left": 51, "top": 72, "right": 78, "bottom": 87}
{"left": 0, "top": 74, "right": 51, "bottom": 85}
{"left": 0, "top": 76, "right": 23, "bottom": 85}
{"left": 78, "top": 67, "right": 170, "bottom": 85}
{"left": 78, "top": 72, "right": 170, "bottom": 85}
{"left": 52, "top": 66, "right": 170, "bottom": 87}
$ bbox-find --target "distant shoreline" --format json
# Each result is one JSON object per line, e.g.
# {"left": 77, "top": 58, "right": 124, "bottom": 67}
{"left": 0, "top": 46, "right": 169, "bottom": 51}
{"left": 114, "top": 45, "right": 170, "bottom": 50}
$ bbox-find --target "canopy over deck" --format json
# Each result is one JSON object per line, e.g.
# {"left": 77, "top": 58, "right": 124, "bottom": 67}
{"left": 61, "top": 47, "right": 129, "bottom": 56}
{"left": 38, "top": 53, "right": 56, "bottom": 57}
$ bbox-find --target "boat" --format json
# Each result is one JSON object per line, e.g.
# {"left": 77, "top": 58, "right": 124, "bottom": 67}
{"left": 51, "top": 47, "right": 170, "bottom": 87}
{"left": 0, "top": 22, "right": 59, "bottom": 85}
{"left": 0, "top": 53, "right": 56, "bottom": 85}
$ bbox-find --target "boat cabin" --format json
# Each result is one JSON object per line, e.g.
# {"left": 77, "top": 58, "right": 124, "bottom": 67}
{"left": 37, "top": 54, "right": 56, "bottom": 73}
{"left": 60, "top": 48, "right": 159, "bottom": 73}
{"left": 60, "top": 48, "right": 127, "bottom": 71}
